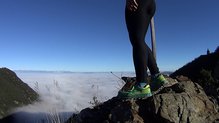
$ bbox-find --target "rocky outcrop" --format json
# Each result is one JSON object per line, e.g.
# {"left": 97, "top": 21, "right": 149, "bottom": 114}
{"left": 170, "top": 51, "right": 219, "bottom": 107}
{"left": 66, "top": 78, "right": 219, "bottom": 123}
{"left": 0, "top": 68, "right": 38, "bottom": 119}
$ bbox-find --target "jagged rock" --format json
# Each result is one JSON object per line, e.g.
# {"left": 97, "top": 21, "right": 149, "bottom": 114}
{"left": 66, "top": 79, "right": 219, "bottom": 123}
{"left": 153, "top": 81, "right": 219, "bottom": 123}
{"left": 174, "top": 75, "right": 190, "bottom": 82}
{"left": 0, "top": 68, "right": 38, "bottom": 119}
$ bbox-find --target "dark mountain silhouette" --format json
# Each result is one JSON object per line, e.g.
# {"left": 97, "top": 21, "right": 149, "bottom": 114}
{"left": 0, "top": 68, "right": 38, "bottom": 119}
{"left": 170, "top": 48, "right": 219, "bottom": 105}
{"left": 170, "top": 51, "right": 219, "bottom": 83}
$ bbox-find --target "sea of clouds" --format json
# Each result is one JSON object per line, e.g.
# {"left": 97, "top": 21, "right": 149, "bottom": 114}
{"left": 7, "top": 71, "right": 134, "bottom": 122}
{"left": 15, "top": 71, "right": 135, "bottom": 113}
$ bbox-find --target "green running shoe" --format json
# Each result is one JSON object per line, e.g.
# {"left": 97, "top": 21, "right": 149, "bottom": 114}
{"left": 117, "top": 84, "right": 152, "bottom": 99}
{"left": 150, "top": 74, "right": 169, "bottom": 92}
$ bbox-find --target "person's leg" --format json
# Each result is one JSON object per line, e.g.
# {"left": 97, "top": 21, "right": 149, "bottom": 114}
{"left": 125, "top": 0, "right": 156, "bottom": 84}
{"left": 118, "top": 0, "right": 166, "bottom": 98}
{"left": 146, "top": 44, "right": 159, "bottom": 75}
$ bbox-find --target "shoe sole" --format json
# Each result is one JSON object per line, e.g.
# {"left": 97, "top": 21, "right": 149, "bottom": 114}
{"left": 117, "top": 93, "right": 152, "bottom": 101}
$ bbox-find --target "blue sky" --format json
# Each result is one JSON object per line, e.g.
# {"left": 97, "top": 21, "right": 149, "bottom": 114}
{"left": 0, "top": 0, "right": 218, "bottom": 72}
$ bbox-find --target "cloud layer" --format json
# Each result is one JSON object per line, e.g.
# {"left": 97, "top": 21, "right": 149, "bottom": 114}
{"left": 14, "top": 71, "right": 135, "bottom": 113}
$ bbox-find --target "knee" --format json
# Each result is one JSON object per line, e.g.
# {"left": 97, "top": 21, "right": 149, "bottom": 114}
{"left": 129, "top": 35, "right": 145, "bottom": 48}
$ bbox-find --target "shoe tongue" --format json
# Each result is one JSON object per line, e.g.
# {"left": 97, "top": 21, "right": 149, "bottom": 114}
{"left": 138, "top": 82, "right": 147, "bottom": 88}
{"left": 154, "top": 73, "right": 160, "bottom": 78}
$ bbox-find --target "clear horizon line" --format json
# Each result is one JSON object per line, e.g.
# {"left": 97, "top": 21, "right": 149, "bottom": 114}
{"left": 14, "top": 69, "right": 175, "bottom": 73}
